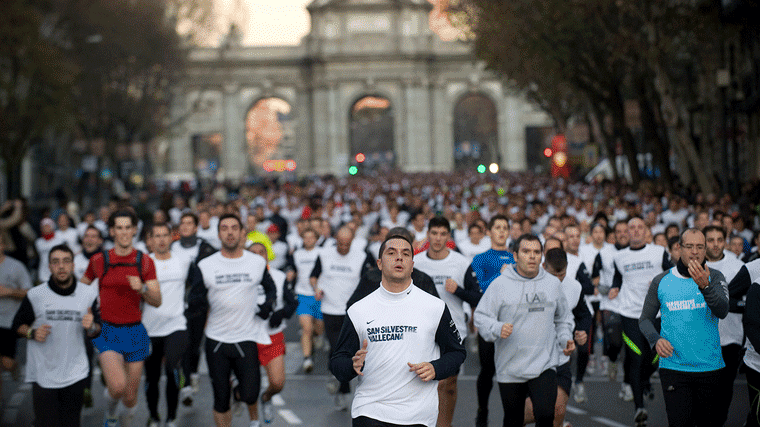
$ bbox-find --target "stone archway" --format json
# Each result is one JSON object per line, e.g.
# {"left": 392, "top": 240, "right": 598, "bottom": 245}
{"left": 349, "top": 95, "right": 395, "bottom": 171}
{"left": 453, "top": 93, "right": 498, "bottom": 170}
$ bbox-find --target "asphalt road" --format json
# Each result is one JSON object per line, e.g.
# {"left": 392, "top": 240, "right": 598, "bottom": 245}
{"left": 0, "top": 324, "right": 751, "bottom": 427}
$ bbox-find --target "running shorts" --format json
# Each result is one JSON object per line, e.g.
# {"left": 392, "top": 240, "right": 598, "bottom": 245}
{"left": 557, "top": 361, "right": 572, "bottom": 395}
{"left": 296, "top": 294, "right": 323, "bottom": 320}
{"left": 93, "top": 321, "right": 151, "bottom": 363}
{"left": 257, "top": 332, "right": 286, "bottom": 366}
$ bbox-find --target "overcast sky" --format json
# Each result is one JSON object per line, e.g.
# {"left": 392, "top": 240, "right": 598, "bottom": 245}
{"left": 213, "top": 0, "right": 457, "bottom": 46}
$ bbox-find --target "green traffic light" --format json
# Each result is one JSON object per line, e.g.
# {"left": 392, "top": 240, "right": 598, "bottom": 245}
{"left": 477, "top": 164, "right": 486, "bottom": 173}
{"left": 349, "top": 166, "right": 358, "bottom": 175}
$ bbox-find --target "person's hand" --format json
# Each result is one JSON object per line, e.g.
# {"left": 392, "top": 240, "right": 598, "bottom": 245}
{"left": 353, "top": 339, "right": 368, "bottom": 375}
{"left": 444, "top": 278, "right": 458, "bottom": 294}
{"left": 563, "top": 339, "right": 576, "bottom": 356}
{"left": 314, "top": 288, "right": 324, "bottom": 301}
{"left": 286, "top": 270, "right": 295, "bottom": 282}
{"left": 500, "top": 323, "right": 513, "bottom": 339}
{"left": 256, "top": 302, "right": 273, "bottom": 319}
{"left": 655, "top": 338, "right": 674, "bottom": 358}
{"left": 126, "top": 276, "right": 142, "bottom": 292}
{"left": 35, "top": 324, "right": 52, "bottom": 342}
{"left": 608, "top": 288, "right": 619, "bottom": 299}
{"left": 574, "top": 330, "right": 587, "bottom": 346}
{"left": 82, "top": 308, "right": 94, "bottom": 330}
{"left": 408, "top": 361, "right": 436, "bottom": 381}
{"left": 268, "top": 310, "right": 285, "bottom": 328}
{"left": 689, "top": 260, "right": 710, "bottom": 289}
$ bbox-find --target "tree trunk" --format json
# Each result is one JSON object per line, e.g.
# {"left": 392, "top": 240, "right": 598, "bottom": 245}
{"left": 588, "top": 102, "right": 619, "bottom": 181}
{"left": 609, "top": 85, "right": 640, "bottom": 187}
{"left": 4, "top": 160, "right": 22, "bottom": 199}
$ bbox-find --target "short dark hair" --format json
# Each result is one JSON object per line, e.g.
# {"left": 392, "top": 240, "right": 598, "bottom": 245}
{"left": 379, "top": 227, "right": 414, "bottom": 259}
{"left": 180, "top": 212, "right": 199, "bottom": 226}
{"left": 218, "top": 213, "right": 243, "bottom": 231}
{"left": 514, "top": 233, "right": 542, "bottom": 252}
{"left": 665, "top": 223, "right": 680, "bottom": 234}
{"left": 488, "top": 214, "right": 509, "bottom": 230}
{"left": 84, "top": 225, "right": 103, "bottom": 238}
{"left": 702, "top": 225, "right": 726, "bottom": 239}
{"left": 49, "top": 244, "right": 74, "bottom": 262}
{"left": 544, "top": 237, "right": 564, "bottom": 251}
{"left": 108, "top": 209, "right": 138, "bottom": 228}
{"left": 667, "top": 235, "right": 680, "bottom": 251}
{"left": 150, "top": 222, "right": 172, "bottom": 236}
{"left": 468, "top": 223, "right": 483, "bottom": 233}
{"left": 544, "top": 248, "right": 568, "bottom": 273}
{"left": 427, "top": 216, "right": 450, "bottom": 233}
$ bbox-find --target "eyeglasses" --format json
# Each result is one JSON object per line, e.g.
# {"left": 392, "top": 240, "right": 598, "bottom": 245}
{"left": 681, "top": 244, "right": 705, "bottom": 251}
{"left": 50, "top": 259, "right": 73, "bottom": 266}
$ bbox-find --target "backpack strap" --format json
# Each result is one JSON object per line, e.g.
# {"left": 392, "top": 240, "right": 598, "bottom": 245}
{"left": 101, "top": 250, "right": 110, "bottom": 279}
{"left": 135, "top": 251, "right": 144, "bottom": 283}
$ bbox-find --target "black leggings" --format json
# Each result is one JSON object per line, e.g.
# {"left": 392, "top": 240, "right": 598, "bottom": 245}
{"left": 602, "top": 310, "right": 624, "bottom": 363}
{"left": 621, "top": 315, "right": 659, "bottom": 409}
{"left": 324, "top": 313, "right": 351, "bottom": 394}
{"left": 182, "top": 314, "right": 206, "bottom": 377}
{"left": 145, "top": 330, "right": 188, "bottom": 421}
{"left": 717, "top": 343, "right": 743, "bottom": 425}
{"left": 352, "top": 416, "right": 425, "bottom": 427}
{"left": 33, "top": 378, "right": 87, "bottom": 427}
{"left": 660, "top": 368, "right": 722, "bottom": 427}
{"left": 498, "top": 369, "right": 557, "bottom": 427}
{"left": 205, "top": 338, "right": 261, "bottom": 413}
{"left": 747, "top": 366, "right": 760, "bottom": 427}
{"left": 476, "top": 334, "right": 496, "bottom": 412}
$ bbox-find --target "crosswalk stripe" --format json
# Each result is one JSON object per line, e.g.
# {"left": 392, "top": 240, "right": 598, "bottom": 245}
{"left": 565, "top": 405, "right": 587, "bottom": 415}
{"left": 278, "top": 409, "right": 303, "bottom": 424}
{"left": 272, "top": 394, "right": 286, "bottom": 406}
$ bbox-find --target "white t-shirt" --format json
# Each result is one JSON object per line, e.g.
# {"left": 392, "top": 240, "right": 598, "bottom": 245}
{"left": 316, "top": 247, "right": 369, "bottom": 316}
{"left": 706, "top": 255, "right": 746, "bottom": 347}
{"left": 292, "top": 247, "right": 321, "bottom": 296}
{"left": 0, "top": 256, "right": 33, "bottom": 328}
{"left": 23, "top": 282, "right": 98, "bottom": 388}
{"left": 144, "top": 252, "right": 192, "bottom": 337}
{"left": 196, "top": 222, "right": 221, "bottom": 249}
{"left": 413, "top": 250, "right": 471, "bottom": 339}
{"left": 197, "top": 251, "right": 272, "bottom": 344}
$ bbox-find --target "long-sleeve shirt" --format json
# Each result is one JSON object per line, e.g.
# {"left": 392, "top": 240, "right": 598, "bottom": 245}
{"left": 639, "top": 261, "right": 728, "bottom": 373}
{"left": 330, "top": 283, "right": 465, "bottom": 427}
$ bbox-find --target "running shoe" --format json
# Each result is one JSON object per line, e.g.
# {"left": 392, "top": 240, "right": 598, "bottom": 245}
{"left": 104, "top": 417, "right": 119, "bottom": 427}
{"left": 334, "top": 393, "right": 348, "bottom": 411}
{"left": 619, "top": 383, "right": 634, "bottom": 402}
{"left": 180, "top": 386, "right": 194, "bottom": 406}
{"left": 634, "top": 407, "right": 648, "bottom": 426}
{"left": 573, "top": 382, "right": 587, "bottom": 403}
{"left": 83, "top": 387, "right": 94, "bottom": 408}
{"left": 165, "top": 420, "right": 177, "bottom": 427}
{"left": 643, "top": 383, "right": 655, "bottom": 400}
{"left": 302, "top": 357, "right": 314, "bottom": 373}
{"left": 249, "top": 421, "right": 261, "bottom": 427}
{"left": 262, "top": 398, "right": 274, "bottom": 423}
{"left": 146, "top": 418, "right": 160, "bottom": 427}
{"left": 326, "top": 377, "right": 339, "bottom": 394}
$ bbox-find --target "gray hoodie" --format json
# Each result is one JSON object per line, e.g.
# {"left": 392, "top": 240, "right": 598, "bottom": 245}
{"left": 474, "top": 266, "right": 573, "bottom": 383}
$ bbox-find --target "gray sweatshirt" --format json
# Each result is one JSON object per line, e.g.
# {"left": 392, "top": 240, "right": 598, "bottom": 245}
{"left": 474, "top": 266, "right": 573, "bottom": 383}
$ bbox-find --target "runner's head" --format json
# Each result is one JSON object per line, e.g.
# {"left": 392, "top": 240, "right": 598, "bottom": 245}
{"left": 680, "top": 228, "right": 706, "bottom": 265}
{"left": 49, "top": 244, "right": 75, "bottom": 284}
{"left": 218, "top": 213, "right": 245, "bottom": 252}
{"left": 248, "top": 242, "right": 268, "bottom": 263}
{"left": 514, "top": 234, "right": 543, "bottom": 278}
{"left": 426, "top": 216, "right": 450, "bottom": 254}
{"left": 150, "top": 223, "right": 173, "bottom": 256}
{"left": 377, "top": 231, "right": 414, "bottom": 284}
{"left": 543, "top": 248, "right": 568, "bottom": 282}
{"left": 108, "top": 210, "right": 138, "bottom": 250}
{"left": 179, "top": 213, "right": 198, "bottom": 238}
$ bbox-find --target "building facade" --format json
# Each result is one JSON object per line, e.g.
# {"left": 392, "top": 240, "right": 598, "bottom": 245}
{"left": 166, "top": 0, "right": 552, "bottom": 178}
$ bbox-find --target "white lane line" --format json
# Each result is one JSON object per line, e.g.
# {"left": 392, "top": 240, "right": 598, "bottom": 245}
{"left": 278, "top": 409, "right": 303, "bottom": 424}
{"left": 272, "top": 394, "right": 286, "bottom": 406}
{"left": 1, "top": 408, "right": 17, "bottom": 425}
{"left": 591, "top": 417, "right": 630, "bottom": 427}
{"left": 565, "top": 405, "right": 587, "bottom": 415}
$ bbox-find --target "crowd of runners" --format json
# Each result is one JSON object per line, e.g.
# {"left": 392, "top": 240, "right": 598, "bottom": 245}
{"left": 1, "top": 171, "right": 760, "bottom": 427}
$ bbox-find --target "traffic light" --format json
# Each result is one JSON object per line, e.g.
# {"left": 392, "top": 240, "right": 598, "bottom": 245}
{"left": 477, "top": 164, "right": 486, "bottom": 173}
{"left": 544, "top": 148, "right": 553, "bottom": 158}
{"left": 348, "top": 165, "right": 358, "bottom": 175}
{"left": 355, "top": 153, "right": 366, "bottom": 163}
{"left": 489, "top": 163, "right": 499, "bottom": 174}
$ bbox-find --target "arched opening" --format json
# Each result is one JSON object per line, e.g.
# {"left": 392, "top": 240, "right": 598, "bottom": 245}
{"left": 245, "top": 97, "right": 295, "bottom": 172}
{"left": 349, "top": 96, "right": 395, "bottom": 172}
{"left": 453, "top": 94, "right": 498, "bottom": 170}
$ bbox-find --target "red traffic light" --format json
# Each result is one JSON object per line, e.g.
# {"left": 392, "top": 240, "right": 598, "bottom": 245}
{"left": 544, "top": 148, "right": 553, "bottom": 158}
{"left": 355, "top": 153, "right": 366, "bottom": 163}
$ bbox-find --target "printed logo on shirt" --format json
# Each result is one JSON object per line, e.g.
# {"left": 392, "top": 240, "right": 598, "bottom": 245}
{"left": 330, "top": 264, "right": 354, "bottom": 273}
{"left": 623, "top": 261, "right": 654, "bottom": 272}
{"left": 525, "top": 292, "right": 548, "bottom": 312}
{"left": 665, "top": 299, "right": 706, "bottom": 312}
{"left": 45, "top": 309, "right": 83, "bottom": 322}
{"left": 367, "top": 325, "right": 418, "bottom": 342}
{"left": 215, "top": 272, "right": 253, "bottom": 285}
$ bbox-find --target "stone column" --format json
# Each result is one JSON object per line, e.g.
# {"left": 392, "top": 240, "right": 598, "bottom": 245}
{"left": 170, "top": 88, "right": 192, "bottom": 174}
{"left": 430, "top": 79, "right": 453, "bottom": 172}
{"left": 502, "top": 95, "right": 527, "bottom": 172}
{"left": 222, "top": 83, "right": 246, "bottom": 179}
{"left": 311, "top": 85, "right": 331, "bottom": 175}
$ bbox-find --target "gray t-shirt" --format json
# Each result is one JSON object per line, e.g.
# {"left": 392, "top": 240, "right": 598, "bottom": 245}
{"left": 0, "top": 255, "right": 33, "bottom": 328}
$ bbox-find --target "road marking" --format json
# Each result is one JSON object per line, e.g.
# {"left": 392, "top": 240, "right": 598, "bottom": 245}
{"left": 592, "top": 417, "right": 630, "bottom": 427}
{"left": 565, "top": 405, "right": 587, "bottom": 415}
{"left": 272, "top": 394, "right": 286, "bottom": 406}
{"left": 278, "top": 409, "right": 303, "bottom": 424}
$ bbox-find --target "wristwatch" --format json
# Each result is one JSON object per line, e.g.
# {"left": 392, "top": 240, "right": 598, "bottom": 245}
{"left": 140, "top": 284, "right": 149, "bottom": 294}
{"left": 27, "top": 328, "right": 35, "bottom": 340}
